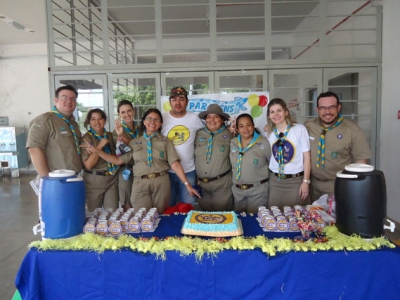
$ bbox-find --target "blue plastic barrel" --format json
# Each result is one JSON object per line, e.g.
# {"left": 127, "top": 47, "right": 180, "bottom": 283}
{"left": 39, "top": 170, "right": 86, "bottom": 239}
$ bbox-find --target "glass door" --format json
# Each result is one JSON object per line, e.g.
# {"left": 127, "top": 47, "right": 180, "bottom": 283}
{"left": 108, "top": 74, "right": 161, "bottom": 130}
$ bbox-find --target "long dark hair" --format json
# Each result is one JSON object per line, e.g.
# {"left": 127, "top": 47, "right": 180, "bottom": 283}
{"left": 141, "top": 108, "right": 163, "bottom": 133}
{"left": 84, "top": 108, "right": 107, "bottom": 129}
{"left": 117, "top": 100, "right": 134, "bottom": 113}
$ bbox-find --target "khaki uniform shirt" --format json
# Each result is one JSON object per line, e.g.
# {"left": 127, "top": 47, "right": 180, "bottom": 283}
{"left": 26, "top": 112, "right": 82, "bottom": 173}
{"left": 112, "top": 125, "right": 142, "bottom": 143}
{"left": 194, "top": 128, "right": 233, "bottom": 178}
{"left": 81, "top": 132, "right": 117, "bottom": 172}
{"left": 112, "top": 126, "right": 142, "bottom": 164}
{"left": 119, "top": 133, "right": 180, "bottom": 177}
{"left": 230, "top": 135, "right": 271, "bottom": 184}
{"left": 304, "top": 117, "right": 372, "bottom": 180}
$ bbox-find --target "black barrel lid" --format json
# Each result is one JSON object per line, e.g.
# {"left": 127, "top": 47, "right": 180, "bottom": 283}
{"left": 344, "top": 163, "right": 374, "bottom": 173}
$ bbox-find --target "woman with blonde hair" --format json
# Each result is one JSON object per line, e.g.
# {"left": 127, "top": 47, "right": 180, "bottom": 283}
{"left": 264, "top": 98, "right": 311, "bottom": 208}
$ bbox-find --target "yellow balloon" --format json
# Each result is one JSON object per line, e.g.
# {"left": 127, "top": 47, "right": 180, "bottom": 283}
{"left": 248, "top": 94, "right": 259, "bottom": 107}
{"left": 163, "top": 101, "right": 171, "bottom": 112}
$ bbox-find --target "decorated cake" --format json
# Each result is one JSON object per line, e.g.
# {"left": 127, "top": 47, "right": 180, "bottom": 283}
{"left": 181, "top": 211, "right": 243, "bottom": 237}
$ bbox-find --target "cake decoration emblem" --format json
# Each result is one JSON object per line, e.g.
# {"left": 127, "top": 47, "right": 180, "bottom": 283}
{"left": 195, "top": 214, "right": 227, "bottom": 224}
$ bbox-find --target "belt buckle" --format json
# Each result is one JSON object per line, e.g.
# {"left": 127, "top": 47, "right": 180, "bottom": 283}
{"left": 148, "top": 173, "right": 155, "bottom": 179}
{"left": 240, "top": 184, "right": 248, "bottom": 190}
{"left": 203, "top": 178, "right": 209, "bottom": 183}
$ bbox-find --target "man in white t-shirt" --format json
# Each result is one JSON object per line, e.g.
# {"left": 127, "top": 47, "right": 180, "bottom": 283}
{"left": 162, "top": 87, "right": 204, "bottom": 206}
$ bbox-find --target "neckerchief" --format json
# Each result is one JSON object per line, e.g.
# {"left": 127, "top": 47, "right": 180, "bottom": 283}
{"left": 144, "top": 131, "right": 158, "bottom": 167}
{"left": 236, "top": 132, "right": 262, "bottom": 180}
{"left": 51, "top": 107, "right": 80, "bottom": 155}
{"left": 317, "top": 114, "right": 344, "bottom": 168}
{"left": 204, "top": 125, "right": 226, "bottom": 162}
{"left": 274, "top": 124, "right": 291, "bottom": 179}
{"left": 88, "top": 127, "right": 118, "bottom": 175}
{"left": 121, "top": 121, "right": 139, "bottom": 139}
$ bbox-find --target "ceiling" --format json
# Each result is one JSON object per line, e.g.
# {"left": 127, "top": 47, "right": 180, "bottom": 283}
{"left": 0, "top": 0, "right": 318, "bottom": 46}
{"left": 0, "top": 0, "right": 47, "bottom": 45}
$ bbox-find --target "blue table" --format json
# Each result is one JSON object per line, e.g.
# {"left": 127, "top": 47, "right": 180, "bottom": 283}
{"left": 15, "top": 215, "right": 400, "bottom": 300}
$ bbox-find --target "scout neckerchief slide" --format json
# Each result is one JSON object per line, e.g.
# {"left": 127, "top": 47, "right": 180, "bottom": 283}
{"left": 51, "top": 106, "right": 80, "bottom": 155}
{"left": 317, "top": 114, "right": 343, "bottom": 168}
{"left": 204, "top": 125, "right": 226, "bottom": 162}
{"left": 274, "top": 124, "right": 291, "bottom": 179}
{"left": 121, "top": 121, "right": 139, "bottom": 139}
{"left": 235, "top": 132, "right": 262, "bottom": 180}
{"left": 144, "top": 131, "right": 158, "bottom": 167}
{"left": 88, "top": 128, "right": 118, "bottom": 175}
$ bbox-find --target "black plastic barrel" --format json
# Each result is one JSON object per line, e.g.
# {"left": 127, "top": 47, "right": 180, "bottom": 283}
{"left": 335, "top": 164, "right": 386, "bottom": 238}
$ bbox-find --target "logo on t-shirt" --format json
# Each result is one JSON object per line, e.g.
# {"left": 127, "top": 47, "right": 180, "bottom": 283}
{"left": 272, "top": 140, "right": 295, "bottom": 164}
{"left": 167, "top": 125, "right": 190, "bottom": 146}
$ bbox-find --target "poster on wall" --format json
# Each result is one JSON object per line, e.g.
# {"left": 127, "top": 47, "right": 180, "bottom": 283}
{"left": 161, "top": 92, "right": 270, "bottom": 131}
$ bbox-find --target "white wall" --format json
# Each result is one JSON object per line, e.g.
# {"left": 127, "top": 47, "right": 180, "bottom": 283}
{"left": 0, "top": 43, "right": 50, "bottom": 129}
{"left": 380, "top": 0, "right": 400, "bottom": 222}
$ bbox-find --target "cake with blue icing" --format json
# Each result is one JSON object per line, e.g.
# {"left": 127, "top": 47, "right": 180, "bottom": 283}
{"left": 181, "top": 211, "right": 243, "bottom": 237}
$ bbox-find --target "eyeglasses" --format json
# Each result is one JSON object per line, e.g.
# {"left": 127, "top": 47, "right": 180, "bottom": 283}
{"left": 145, "top": 117, "right": 161, "bottom": 123}
{"left": 318, "top": 105, "right": 338, "bottom": 112}
{"left": 58, "top": 95, "right": 77, "bottom": 101}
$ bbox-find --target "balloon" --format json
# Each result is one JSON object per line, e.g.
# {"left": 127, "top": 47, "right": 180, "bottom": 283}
{"left": 251, "top": 105, "right": 263, "bottom": 119}
{"left": 163, "top": 101, "right": 171, "bottom": 112}
{"left": 258, "top": 95, "right": 268, "bottom": 107}
{"left": 248, "top": 94, "right": 259, "bottom": 107}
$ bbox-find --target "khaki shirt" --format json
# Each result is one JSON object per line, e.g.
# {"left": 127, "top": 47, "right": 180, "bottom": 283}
{"left": 112, "top": 125, "right": 142, "bottom": 143}
{"left": 26, "top": 112, "right": 82, "bottom": 173}
{"left": 194, "top": 127, "right": 233, "bottom": 178}
{"left": 304, "top": 117, "right": 372, "bottom": 180}
{"left": 112, "top": 126, "right": 142, "bottom": 165}
{"left": 81, "top": 132, "right": 116, "bottom": 172}
{"left": 230, "top": 135, "right": 271, "bottom": 184}
{"left": 119, "top": 133, "right": 180, "bottom": 177}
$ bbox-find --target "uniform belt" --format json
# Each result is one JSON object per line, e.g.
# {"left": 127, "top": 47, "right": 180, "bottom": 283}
{"left": 313, "top": 176, "right": 333, "bottom": 182}
{"left": 271, "top": 171, "right": 304, "bottom": 179}
{"left": 235, "top": 178, "right": 269, "bottom": 190}
{"left": 84, "top": 169, "right": 110, "bottom": 176}
{"left": 198, "top": 170, "right": 231, "bottom": 183}
{"left": 140, "top": 171, "right": 167, "bottom": 179}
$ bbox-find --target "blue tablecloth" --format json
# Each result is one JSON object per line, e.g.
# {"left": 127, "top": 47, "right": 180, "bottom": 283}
{"left": 15, "top": 215, "right": 400, "bottom": 300}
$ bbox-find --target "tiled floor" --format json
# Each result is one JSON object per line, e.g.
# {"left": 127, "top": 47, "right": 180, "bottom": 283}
{"left": 0, "top": 174, "right": 40, "bottom": 300}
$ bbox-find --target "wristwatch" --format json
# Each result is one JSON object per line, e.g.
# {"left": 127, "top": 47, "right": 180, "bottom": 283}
{"left": 303, "top": 179, "right": 311, "bottom": 184}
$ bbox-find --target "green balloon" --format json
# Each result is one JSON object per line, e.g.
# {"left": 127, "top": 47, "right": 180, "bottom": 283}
{"left": 251, "top": 105, "right": 263, "bottom": 118}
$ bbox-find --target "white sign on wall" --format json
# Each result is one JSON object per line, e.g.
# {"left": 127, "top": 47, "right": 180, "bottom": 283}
{"left": 161, "top": 92, "right": 270, "bottom": 130}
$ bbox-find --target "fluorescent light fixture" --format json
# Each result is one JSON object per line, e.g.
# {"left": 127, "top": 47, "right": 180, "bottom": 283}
{"left": 0, "top": 14, "right": 36, "bottom": 33}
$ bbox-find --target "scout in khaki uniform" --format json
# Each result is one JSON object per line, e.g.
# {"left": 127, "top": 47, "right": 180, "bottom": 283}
{"left": 82, "top": 108, "right": 201, "bottom": 214}
{"left": 113, "top": 100, "right": 142, "bottom": 211}
{"left": 304, "top": 91, "right": 372, "bottom": 201}
{"left": 230, "top": 114, "right": 271, "bottom": 214}
{"left": 81, "top": 109, "right": 118, "bottom": 212}
{"left": 27, "top": 85, "right": 82, "bottom": 177}
{"left": 195, "top": 104, "right": 234, "bottom": 211}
